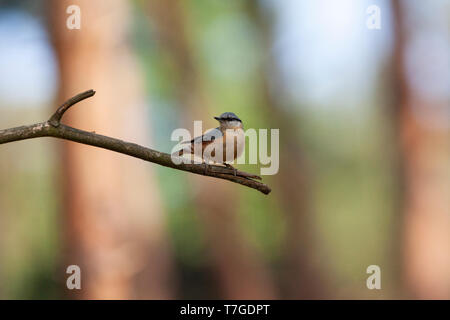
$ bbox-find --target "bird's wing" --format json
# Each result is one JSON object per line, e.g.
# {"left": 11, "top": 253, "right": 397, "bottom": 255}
{"left": 181, "top": 127, "right": 222, "bottom": 145}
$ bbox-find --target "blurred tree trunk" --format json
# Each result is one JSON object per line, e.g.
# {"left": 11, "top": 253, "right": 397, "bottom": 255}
{"left": 392, "top": 1, "right": 450, "bottom": 299}
{"left": 146, "top": 0, "right": 277, "bottom": 299}
{"left": 248, "top": 1, "right": 326, "bottom": 299}
{"left": 49, "top": 0, "right": 174, "bottom": 299}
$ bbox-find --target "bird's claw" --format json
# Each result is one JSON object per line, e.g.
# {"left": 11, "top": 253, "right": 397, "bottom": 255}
{"left": 225, "top": 164, "right": 237, "bottom": 176}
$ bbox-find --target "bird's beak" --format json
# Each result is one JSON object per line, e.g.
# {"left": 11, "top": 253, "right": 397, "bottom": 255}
{"left": 214, "top": 116, "right": 221, "bottom": 121}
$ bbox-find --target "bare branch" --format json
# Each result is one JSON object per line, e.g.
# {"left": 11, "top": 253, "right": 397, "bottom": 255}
{"left": 0, "top": 90, "right": 271, "bottom": 195}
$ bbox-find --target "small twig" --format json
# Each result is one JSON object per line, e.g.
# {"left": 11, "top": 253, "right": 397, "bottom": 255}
{"left": 48, "top": 89, "right": 96, "bottom": 127}
{"left": 0, "top": 90, "right": 271, "bottom": 195}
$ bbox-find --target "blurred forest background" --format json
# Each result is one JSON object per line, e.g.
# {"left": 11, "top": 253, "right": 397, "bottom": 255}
{"left": 0, "top": 0, "right": 449, "bottom": 299}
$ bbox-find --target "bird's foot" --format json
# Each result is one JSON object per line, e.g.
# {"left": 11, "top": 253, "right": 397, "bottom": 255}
{"left": 203, "top": 162, "right": 209, "bottom": 175}
{"left": 225, "top": 163, "right": 237, "bottom": 176}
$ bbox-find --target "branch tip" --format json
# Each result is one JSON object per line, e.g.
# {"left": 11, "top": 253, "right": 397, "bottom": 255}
{"left": 49, "top": 89, "right": 96, "bottom": 126}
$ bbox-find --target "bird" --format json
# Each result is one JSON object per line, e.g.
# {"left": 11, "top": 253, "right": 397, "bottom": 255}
{"left": 173, "top": 112, "right": 245, "bottom": 175}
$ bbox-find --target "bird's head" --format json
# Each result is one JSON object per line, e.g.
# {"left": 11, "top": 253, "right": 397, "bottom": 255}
{"left": 214, "top": 112, "right": 243, "bottom": 129}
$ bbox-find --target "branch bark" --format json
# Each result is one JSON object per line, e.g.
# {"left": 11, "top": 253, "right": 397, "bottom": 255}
{"left": 0, "top": 90, "right": 271, "bottom": 195}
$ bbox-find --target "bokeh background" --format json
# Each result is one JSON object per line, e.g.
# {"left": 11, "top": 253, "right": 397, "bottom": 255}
{"left": 0, "top": 0, "right": 449, "bottom": 299}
